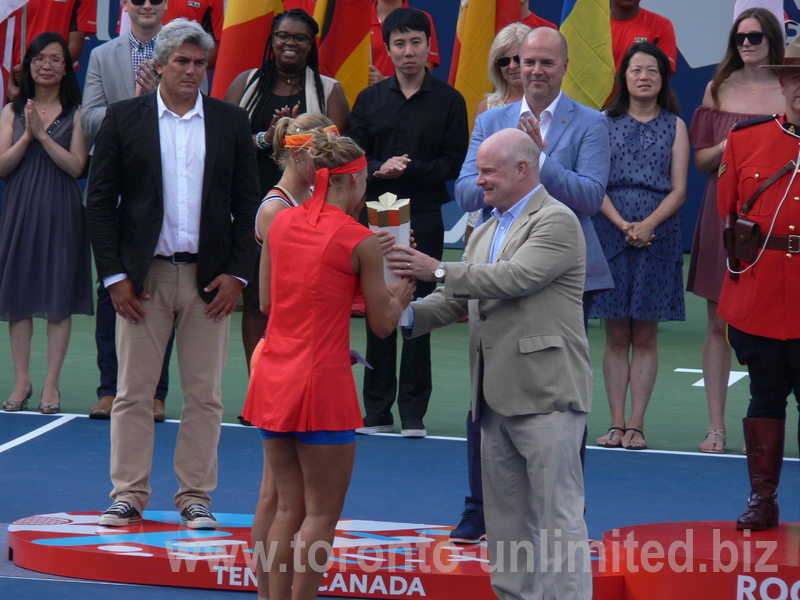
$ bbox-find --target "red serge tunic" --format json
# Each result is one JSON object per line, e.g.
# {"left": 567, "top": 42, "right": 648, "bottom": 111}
{"left": 717, "top": 115, "right": 800, "bottom": 340}
{"left": 242, "top": 201, "right": 372, "bottom": 431}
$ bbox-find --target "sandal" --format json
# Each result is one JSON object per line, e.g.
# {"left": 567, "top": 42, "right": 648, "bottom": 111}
{"left": 597, "top": 426, "right": 625, "bottom": 447}
{"left": 700, "top": 429, "right": 726, "bottom": 454}
{"left": 623, "top": 427, "right": 647, "bottom": 450}
{"left": 3, "top": 385, "right": 32, "bottom": 412}
{"left": 38, "top": 390, "right": 60, "bottom": 415}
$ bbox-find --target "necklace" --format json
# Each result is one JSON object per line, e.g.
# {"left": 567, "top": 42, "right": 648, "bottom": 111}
{"left": 277, "top": 68, "right": 303, "bottom": 85}
{"left": 36, "top": 103, "right": 58, "bottom": 115}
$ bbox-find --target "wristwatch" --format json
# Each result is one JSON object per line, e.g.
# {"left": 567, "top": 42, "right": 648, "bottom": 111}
{"left": 434, "top": 262, "right": 446, "bottom": 282}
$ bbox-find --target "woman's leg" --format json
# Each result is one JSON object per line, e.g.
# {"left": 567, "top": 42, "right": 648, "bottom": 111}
{"left": 43, "top": 318, "right": 71, "bottom": 407}
{"left": 242, "top": 279, "right": 268, "bottom": 376}
{"left": 6, "top": 319, "right": 33, "bottom": 404}
{"left": 700, "top": 301, "right": 732, "bottom": 452}
{"left": 290, "top": 441, "right": 355, "bottom": 600}
{"left": 252, "top": 440, "right": 278, "bottom": 600}
{"left": 596, "top": 317, "right": 632, "bottom": 445}
{"left": 624, "top": 319, "right": 659, "bottom": 448}
{"left": 265, "top": 438, "right": 306, "bottom": 600}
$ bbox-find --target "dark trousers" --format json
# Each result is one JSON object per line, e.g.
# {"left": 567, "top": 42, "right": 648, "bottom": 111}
{"left": 463, "top": 292, "right": 593, "bottom": 515}
{"left": 95, "top": 283, "right": 174, "bottom": 401}
{"left": 362, "top": 210, "right": 444, "bottom": 421}
{"left": 728, "top": 325, "right": 800, "bottom": 420}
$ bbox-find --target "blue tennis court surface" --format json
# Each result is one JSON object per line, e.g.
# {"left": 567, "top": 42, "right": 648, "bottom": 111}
{"left": 3, "top": 412, "right": 799, "bottom": 598}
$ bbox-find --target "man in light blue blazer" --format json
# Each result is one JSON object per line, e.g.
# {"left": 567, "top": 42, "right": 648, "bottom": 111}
{"left": 449, "top": 26, "right": 612, "bottom": 546}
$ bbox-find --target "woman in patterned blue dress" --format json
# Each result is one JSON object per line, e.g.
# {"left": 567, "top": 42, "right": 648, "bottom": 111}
{"left": 592, "top": 43, "right": 689, "bottom": 450}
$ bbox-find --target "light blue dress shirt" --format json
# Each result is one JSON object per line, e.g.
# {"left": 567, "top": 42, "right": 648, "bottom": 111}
{"left": 488, "top": 184, "right": 541, "bottom": 263}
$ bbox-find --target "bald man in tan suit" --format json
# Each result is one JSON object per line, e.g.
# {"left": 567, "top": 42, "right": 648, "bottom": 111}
{"left": 390, "top": 128, "right": 593, "bottom": 600}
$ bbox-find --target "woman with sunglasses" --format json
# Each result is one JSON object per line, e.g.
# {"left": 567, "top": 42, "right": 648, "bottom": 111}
{"left": 687, "top": 8, "right": 785, "bottom": 454}
{"left": 592, "top": 43, "right": 688, "bottom": 450}
{"left": 464, "top": 22, "right": 531, "bottom": 245}
{"left": 475, "top": 22, "right": 531, "bottom": 117}
{"left": 224, "top": 8, "right": 350, "bottom": 393}
{"left": 0, "top": 32, "right": 91, "bottom": 414}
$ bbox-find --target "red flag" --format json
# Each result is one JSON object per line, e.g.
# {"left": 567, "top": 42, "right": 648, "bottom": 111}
{"left": 314, "top": 0, "right": 371, "bottom": 107}
{"left": 211, "top": 0, "right": 282, "bottom": 99}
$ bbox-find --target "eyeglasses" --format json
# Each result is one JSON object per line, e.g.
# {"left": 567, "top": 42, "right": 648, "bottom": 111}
{"left": 129, "top": 0, "right": 164, "bottom": 6}
{"left": 32, "top": 56, "right": 65, "bottom": 68}
{"left": 735, "top": 32, "right": 764, "bottom": 46}
{"left": 496, "top": 55, "right": 520, "bottom": 68}
{"left": 274, "top": 31, "right": 312, "bottom": 45}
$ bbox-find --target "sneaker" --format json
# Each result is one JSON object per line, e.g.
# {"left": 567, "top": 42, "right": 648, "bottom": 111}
{"left": 181, "top": 503, "right": 217, "bottom": 529}
{"left": 356, "top": 414, "right": 394, "bottom": 435}
{"left": 400, "top": 416, "right": 427, "bottom": 438}
{"left": 450, "top": 508, "right": 486, "bottom": 544}
{"left": 98, "top": 500, "right": 141, "bottom": 527}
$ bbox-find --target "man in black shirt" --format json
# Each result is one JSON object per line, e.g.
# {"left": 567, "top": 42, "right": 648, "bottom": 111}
{"left": 349, "top": 8, "right": 468, "bottom": 438}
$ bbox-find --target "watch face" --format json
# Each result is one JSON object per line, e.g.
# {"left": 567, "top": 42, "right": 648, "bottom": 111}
{"left": 434, "top": 267, "right": 445, "bottom": 279}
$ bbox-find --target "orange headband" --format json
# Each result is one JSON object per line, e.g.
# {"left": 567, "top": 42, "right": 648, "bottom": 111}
{"left": 283, "top": 124, "right": 340, "bottom": 148}
{"left": 305, "top": 155, "right": 368, "bottom": 225}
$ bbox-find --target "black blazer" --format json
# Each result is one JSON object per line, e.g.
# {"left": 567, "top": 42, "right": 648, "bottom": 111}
{"left": 86, "top": 92, "right": 261, "bottom": 304}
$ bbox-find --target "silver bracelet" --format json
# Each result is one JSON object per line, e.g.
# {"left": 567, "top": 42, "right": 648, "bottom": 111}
{"left": 255, "top": 131, "right": 272, "bottom": 150}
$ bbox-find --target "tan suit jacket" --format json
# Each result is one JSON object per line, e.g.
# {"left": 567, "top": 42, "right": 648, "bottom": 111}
{"left": 409, "top": 186, "right": 592, "bottom": 418}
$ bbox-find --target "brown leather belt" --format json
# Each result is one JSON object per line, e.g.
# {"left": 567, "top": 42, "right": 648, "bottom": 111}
{"left": 759, "top": 234, "right": 800, "bottom": 253}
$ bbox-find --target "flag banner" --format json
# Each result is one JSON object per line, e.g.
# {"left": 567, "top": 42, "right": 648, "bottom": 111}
{"left": 448, "top": 0, "right": 521, "bottom": 122}
{"left": 314, "top": 0, "right": 371, "bottom": 107}
{"left": 0, "top": 0, "right": 26, "bottom": 23}
{"left": 211, "top": 0, "right": 281, "bottom": 99}
{"left": 560, "top": 0, "right": 614, "bottom": 110}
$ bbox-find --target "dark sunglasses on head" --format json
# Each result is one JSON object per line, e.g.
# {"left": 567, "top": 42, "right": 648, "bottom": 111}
{"left": 129, "top": 0, "right": 164, "bottom": 5}
{"left": 735, "top": 32, "right": 764, "bottom": 46}
{"left": 496, "top": 55, "right": 521, "bottom": 68}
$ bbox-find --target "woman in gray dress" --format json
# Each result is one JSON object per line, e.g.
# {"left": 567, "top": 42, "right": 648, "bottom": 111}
{"left": 0, "top": 32, "right": 91, "bottom": 414}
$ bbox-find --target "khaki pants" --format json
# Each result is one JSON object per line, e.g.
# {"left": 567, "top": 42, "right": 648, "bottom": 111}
{"left": 481, "top": 405, "right": 591, "bottom": 600}
{"left": 109, "top": 259, "right": 229, "bottom": 514}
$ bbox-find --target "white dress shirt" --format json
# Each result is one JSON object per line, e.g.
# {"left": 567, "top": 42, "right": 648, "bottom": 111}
{"left": 519, "top": 90, "right": 563, "bottom": 171}
{"left": 154, "top": 86, "right": 205, "bottom": 256}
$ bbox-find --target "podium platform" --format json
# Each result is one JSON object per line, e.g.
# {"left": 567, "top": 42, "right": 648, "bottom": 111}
{"left": 601, "top": 521, "right": 800, "bottom": 600}
{"left": 7, "top": 511, "right": 622, "bottom": 598}
{"left": 10, "top": 513, "right": 796, "bottom": 599}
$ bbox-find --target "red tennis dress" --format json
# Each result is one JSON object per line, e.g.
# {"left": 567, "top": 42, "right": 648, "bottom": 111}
{"left": 242, "top": 201, "right": 372, "bottom": 431}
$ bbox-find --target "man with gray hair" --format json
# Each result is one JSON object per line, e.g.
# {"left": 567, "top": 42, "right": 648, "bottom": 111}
{"left": 87, "top": 19, "right": 261, "bottom": 529}
{"left": 83, "top": 0, "right": 211, "bottom": 422}
{"left": 390, "top": 128, "right": 593, "bottom": 599}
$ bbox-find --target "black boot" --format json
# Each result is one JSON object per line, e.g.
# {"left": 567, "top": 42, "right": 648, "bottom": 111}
{"left": 736, "top": 417, "right": 785, "bottom": 531}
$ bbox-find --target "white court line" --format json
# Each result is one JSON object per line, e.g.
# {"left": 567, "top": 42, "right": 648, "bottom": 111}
{"left": 0, "top": 574, "right": 156, "bottom": 589}
{"left": 0, "top": 414, "right": 77, "bottom": 454}
{"left": 4, "top": 413, "right": 774, "bottom": 459}
{"left": 674, "top": 367, "right": 749, "bottom": 387}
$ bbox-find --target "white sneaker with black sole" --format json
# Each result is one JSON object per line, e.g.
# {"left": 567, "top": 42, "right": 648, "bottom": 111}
{"left": 98, "top": 500, "right": 141, "bottom": 527}
{"left": 181, "top": 503, "right": 217, "bottom": 529}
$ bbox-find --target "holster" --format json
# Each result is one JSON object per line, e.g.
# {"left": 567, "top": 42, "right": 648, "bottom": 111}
{"left": 723, "top": 214, "right": 740, "bottom": 281}
{"left": 722, "top": 158, "right": 796, "bottom": 281}
{"left": 734, "top": 218, "right": 760, "bottom": 262}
